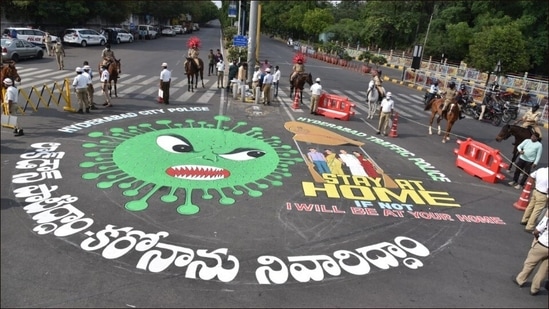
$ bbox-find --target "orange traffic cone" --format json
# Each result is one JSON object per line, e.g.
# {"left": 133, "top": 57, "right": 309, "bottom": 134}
{"left": 513, "top": 180, "right": 532, "bottom": 211}
{"left": 291, "top": 90, "right": 300, "bottom": 110}
{"left": 388, "top": 112, "right": 399, "bottom": 138}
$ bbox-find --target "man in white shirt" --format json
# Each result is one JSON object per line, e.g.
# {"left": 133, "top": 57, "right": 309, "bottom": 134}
{"left": 72, "top": 67, "right": 91, "bottom": 113}
{"left": 513, "top": 210, "right": 548, "bottom": 296}
{"left": 3, "top": 78, "right": 24, "bottom": 136}
{"left": 216, "top": 60, "right": 225, "bottom": 89}
{"left": 159, "top": 62, "right": 171, "bottom": 104}
{"left": 100, "top": 64, "right": 111, "bottom": 107}
{"left": 251, "top": 65, "right": 261, "bottom": 99}
{"left": 377, "top": 92, "right": 394, "bottom": 135}
{"left": 273, "top": 65, "right": 281, "bottom": 97}
{"left": 425, "top": 80, "right": 439, "bottom": 105}
{"left": 82, "top": 65, "right": 96, "bottom": 109}
{"left": 309, "top": 77, "right": 323, "bottom": 114}
{"left": 261, "top": 68, "right": 273, "bottom": 105}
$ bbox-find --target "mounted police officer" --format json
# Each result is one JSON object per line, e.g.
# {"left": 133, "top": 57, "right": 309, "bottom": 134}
{"left": 185, "top": 37, "right": 201, "bottom": 70}
{"left": 101, "top": 43, "right": 119, "bottom": 72}
{"left": 290, "top": 53, "right": 305, "bottom": 83}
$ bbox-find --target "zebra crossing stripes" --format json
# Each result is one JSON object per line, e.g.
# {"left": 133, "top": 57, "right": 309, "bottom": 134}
{"left": 121, "top": 74, "right": 147, "bottom": 84}
{"left": 12, "top": 67, "right": 432, "bottom": 118}
{"left": 197, "top": 83, "right": 222, "bottom": 103}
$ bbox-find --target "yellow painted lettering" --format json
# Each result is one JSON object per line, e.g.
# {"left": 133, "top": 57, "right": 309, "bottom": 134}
{"left": 302, "top": 182, "right": 341, "bottom": 198}
{"left": 418, "top": 191, "right": 460, "bottom": 207}
{"left": 339, "top": 185, "right": 376, "bottom": 200}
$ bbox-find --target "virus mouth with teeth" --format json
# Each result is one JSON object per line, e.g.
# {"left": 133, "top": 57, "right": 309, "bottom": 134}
{"left": 80, "top": 116, "right": 303, "bottom": 215}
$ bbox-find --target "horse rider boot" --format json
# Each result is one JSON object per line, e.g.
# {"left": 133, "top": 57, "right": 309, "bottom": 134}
{"left": 439, "top": 82, "right": 457, "bottom": 121}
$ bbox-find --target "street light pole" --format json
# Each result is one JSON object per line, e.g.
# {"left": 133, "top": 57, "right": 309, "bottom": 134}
{"left": 421, "top": 12, "right": 433, "bottom": 62}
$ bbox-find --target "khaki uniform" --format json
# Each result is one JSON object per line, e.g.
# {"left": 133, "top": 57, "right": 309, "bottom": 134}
{"left": 519, "top": 110, "right": 542, "bottom": 138}
{"left": 101, "top": 49, "right": 115, "bottom": 67}
{"left": 237, "top": 65, "right": 247, "bottom": 82}
{"left": 44, "top": 33, "right": 52, "bottom": 56}
{"left": 372, "top": 75, "right": 385, "bottom": 98}
{"left": 290, "top": 63, "right": 304, "bottom": 81}
{"left": 53, "top": 43, "right": 65, "bottom": 70}
{"left": 186, "top": 48, "right": 200, "bottom": 68}
{"left": 442, "top": 89, "right": 457, "bottom": 111}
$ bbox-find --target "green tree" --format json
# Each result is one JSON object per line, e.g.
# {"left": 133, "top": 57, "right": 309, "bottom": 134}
{"left": 302, "top": 8, "right": 334, "bottom": 41}
{"left": 469, "top": 23, "right": 529, "bottom": 74}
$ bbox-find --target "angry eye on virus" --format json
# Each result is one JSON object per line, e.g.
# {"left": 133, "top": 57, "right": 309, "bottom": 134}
{"left": 80, "top": 116, "right": 303, "bottom": 215}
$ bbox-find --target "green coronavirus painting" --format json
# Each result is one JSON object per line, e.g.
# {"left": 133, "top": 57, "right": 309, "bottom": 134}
{"left": 80, "top": 116, "right": 303, "bottom": 215}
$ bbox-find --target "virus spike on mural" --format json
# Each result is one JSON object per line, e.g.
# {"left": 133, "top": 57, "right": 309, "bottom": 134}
{"left": 80, "top": 117, "right": 303, "bottom": 215}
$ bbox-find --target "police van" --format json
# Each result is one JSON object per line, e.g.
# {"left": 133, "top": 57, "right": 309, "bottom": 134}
{"left": 2, "top": 27, "right": 59, "bottom": 48}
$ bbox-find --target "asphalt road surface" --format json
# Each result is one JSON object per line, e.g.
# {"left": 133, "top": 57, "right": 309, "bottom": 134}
{"left": 1, "top": 21, "right": 547, "bottom": 308}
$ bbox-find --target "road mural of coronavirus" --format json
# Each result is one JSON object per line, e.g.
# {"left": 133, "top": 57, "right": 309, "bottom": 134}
{"left": 79, "top": 116, "right": 304, "bottom": 215}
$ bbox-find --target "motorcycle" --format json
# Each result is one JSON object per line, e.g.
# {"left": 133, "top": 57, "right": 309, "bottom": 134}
{"left": 423, "top": 92, "right": 441, "bottom": 105}
{"left": 462, "top": 99, "right": 504, "bottom": 126}
{"left": 501, "top": 101, "right": 519, "bottom": 123}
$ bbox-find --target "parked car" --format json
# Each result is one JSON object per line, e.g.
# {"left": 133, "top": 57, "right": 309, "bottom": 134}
{"left": 161, "top": 26, "right": 176, "bottom": 37}
{"left": 1, "top": 38, "right": 44, "bottom": 62}
{"left": 137, "top": 25, "right": 158, "bottom": 40}
{"left": 100, "top": 28, "right": 134, "bottom": 44}
{"left": 2, "top": 27, "right": 59, "bottom": 48}
{"left": 63, "top": 28, "right": 106, "bottom": 47}
{"left": 192, "top": 23, "right": 200, "bottom": 31}
{"left": 173, "top": 25, "right": 184, "bottom": 35}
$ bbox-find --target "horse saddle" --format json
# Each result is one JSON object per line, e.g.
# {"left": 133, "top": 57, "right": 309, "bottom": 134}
{"left": 526, "top": 125, "right": 537, "bottom": 136}
{"left": 291, "top": 72, "right": 306, "bottom": 82}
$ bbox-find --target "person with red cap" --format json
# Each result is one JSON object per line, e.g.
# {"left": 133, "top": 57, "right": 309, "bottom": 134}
{"left": 186, "top": 36, "right": 201, "bottom": 70}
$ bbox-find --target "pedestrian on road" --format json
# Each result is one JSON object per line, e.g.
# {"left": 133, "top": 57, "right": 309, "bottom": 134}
{"left": 227, "top": 60, "right": 238, "bottom": 92}
{"left": 273, "top": 65, "right": 280, "bottom": 98}
{"left": 309, "top": 77, "right": 322, "bottom": 114}
{"left": 216, "top": 59, "right": 225, "bottom": 89}
{"left": 252, "top": 65, "right": 261, "bottom": 100}
{"left": 512, "top": 210, "right": 548, "bottom": 296}
{"left": 72, "top": 67, "right": 90, "bottom": 113}
{"left": 159, "top": 62, "right": 171, "bottom": 104}
{"left": 509, "top": 133, "right": 542, "bottom": 190}
{"left": 238, "top": 62, "right": 247, "bottom": 83}
{"left": 82, "top": 63, "right": 96, "bottom": 109}
{"left": 207, "top": 49, "right": 215, "bottom": 76}
{"left": 3, "top": 78, "right": 24, "bottom": 136}
{"left": 43, "top": 31, "right": 52, "bottom": 56}
{"left": 53, "top": 41, "right": 65, "bottom": 70}
{"left": 215, "top": 49, "right": 223, "bottom": 64}
{"left": 100, "top": 64, "right": 111, "bottom": 107}
{"left": 261, "top": 67, "right": 273, "bottom": 105}
{"left": 520, "top": 167, "right": 548, "bottom": 232}
{"left": 261, "top": 59, "right": 270, "bottom": 73}
{"left": 377, "top": 92, "right": 394, "bottom": 135}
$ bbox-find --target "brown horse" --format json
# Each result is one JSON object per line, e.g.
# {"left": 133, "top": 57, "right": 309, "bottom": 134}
{"left": 424, "top": 98, "right": 460, "bottom": 143}
{"left": 289, "top": 72, "right": 313, "bottom": 104}
{"left": 495, "top": 124, "right": 533, "bottom": 171}
{"left": 100, "top": 59, "right": 121, "bottom": 97}
{"left": 1, "top": 62, "right": 21, "bottom": 104}
{"left": 185, "top": 57, "right": 204, "bottom": 92}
